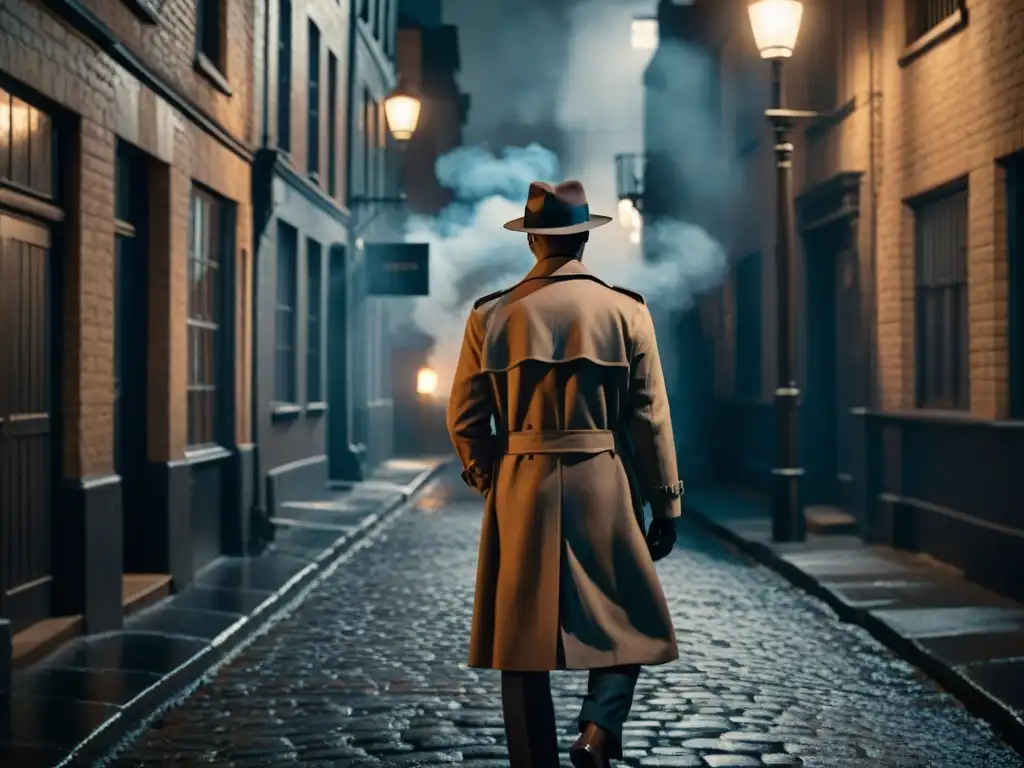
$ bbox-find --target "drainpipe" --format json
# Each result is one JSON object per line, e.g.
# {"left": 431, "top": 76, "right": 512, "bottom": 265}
{"left": 248, "top": 0, "right": 275, "bottom": 552}
{"left": 866, "top": 0, "right": 880, "bottom": 410}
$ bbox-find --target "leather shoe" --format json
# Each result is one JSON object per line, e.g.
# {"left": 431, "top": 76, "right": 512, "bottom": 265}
{"left": 569, "top": 722, "right": 612, "bottom": 768}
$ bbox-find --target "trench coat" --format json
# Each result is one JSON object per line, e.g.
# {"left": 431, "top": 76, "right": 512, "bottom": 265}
{"left": 446, "top": 255, "right": 683, "bottom": 672}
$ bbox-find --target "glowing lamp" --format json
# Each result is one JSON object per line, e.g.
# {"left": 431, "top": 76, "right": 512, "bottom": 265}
{"left": 617, "top": 198, "right": 636, "bottom": 227}
{"left": 630, "top": 207, "right": 643, "bottom": 232}
{"left": 384, "top": 78, "right": 421, "bottom": 141}
{"left": 416, "top": 367, "right": 438, "bottom": 396}
{"left": 748, "top": 0, "right": 803, "bottom": 59}
{"left": 631, "top": 17, "right": 658, "bottom": 50}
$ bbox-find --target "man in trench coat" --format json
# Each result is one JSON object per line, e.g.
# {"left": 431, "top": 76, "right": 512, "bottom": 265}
{"left": 447, "top": 180, "right": 684, "bottom": 768}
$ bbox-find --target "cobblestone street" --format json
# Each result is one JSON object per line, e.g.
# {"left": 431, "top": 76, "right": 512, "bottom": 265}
{"left": 107, "top": 466, "right": 1024, "bottom": 767}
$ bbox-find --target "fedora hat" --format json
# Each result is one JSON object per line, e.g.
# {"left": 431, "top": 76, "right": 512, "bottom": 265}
{"left": 503, "top": 180, "right": 612, "bottom": 234}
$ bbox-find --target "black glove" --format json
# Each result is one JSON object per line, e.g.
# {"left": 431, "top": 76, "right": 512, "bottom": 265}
{"left": 646, "top": 518, "right": 677, "bottom": 562}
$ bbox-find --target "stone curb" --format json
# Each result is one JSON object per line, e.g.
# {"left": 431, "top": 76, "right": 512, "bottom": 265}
{"left": 61, "top": 460, "right": 453, "bottom": 768}
{"left": 688, "top": 506, "right": 1024, "bottom": 758}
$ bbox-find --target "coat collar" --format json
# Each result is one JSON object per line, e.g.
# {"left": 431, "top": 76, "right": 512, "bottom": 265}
{"left": 522, "top": 256, "right": 606, "bottom": 285}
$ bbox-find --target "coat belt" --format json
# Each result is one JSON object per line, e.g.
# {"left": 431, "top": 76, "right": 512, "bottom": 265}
{"left": 504, "top": 429, "right": 616, "bottom": 456}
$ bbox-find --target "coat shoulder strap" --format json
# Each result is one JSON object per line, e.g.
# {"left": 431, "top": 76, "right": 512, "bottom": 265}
{"left": 472, "top": 285, "right": 514, "bottom": 309}
{"left": 611, "top": 285, "right": 646, "bottom": 304}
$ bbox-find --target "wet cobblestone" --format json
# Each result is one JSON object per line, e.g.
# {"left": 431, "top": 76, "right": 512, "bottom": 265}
{"left": 108, "top": 466, "right": 1024, "bottom": 767}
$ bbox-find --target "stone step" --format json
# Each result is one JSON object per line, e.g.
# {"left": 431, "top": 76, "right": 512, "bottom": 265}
{"left": 804, "top": 505, "right": 858, "bottom": 535}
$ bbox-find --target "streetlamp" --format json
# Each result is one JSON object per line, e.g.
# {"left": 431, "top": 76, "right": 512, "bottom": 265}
{"left": 615, "top": 151, "right": 646, "bottom": 237}
{"left": 747, "top": 0, "right": 818, "bottom": 542}
{"left": 383, "top": 77, "right": 422, "bottom": 142}
{"left": 349, "top": 79, "right": 422, "bottom": 226}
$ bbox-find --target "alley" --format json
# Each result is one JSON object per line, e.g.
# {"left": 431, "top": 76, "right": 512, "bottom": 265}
{"left": 107, "top": 466, "right": 1024, "bottom": 768}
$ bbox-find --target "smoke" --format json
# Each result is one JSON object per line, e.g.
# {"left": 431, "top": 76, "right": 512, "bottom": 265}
{"left": 408, "top": 0, "right": 738, "bottom": 400}
{"left": 404, "top": 144, "right": 728, "bottom": 395}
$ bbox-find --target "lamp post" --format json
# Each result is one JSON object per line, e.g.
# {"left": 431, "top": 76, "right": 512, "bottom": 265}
{"left": 748, "top": 0, "right": 818, "bottom": 542}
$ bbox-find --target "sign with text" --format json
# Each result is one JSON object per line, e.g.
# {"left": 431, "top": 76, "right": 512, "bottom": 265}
{"left": 366, "top": 242, "right": 430, "bottom": 296}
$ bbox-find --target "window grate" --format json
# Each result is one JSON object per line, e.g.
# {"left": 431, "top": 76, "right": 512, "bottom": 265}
{"left": 914, "top": 183, "right": 969, "bottom": 410}
{"left": 906, "top": 0, "right": 960, "bottom": 44}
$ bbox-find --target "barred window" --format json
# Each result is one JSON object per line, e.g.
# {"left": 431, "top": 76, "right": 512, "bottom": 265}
{"left": 275, "top": 221, "right": 298, "bottom": 403}
{"left": 914, "top": 183, "right": 969, "bottom": 410}
{"left": 906, "top": 0, "right": 962, "bottom": 45}
{"left": 734, "top": 251, "right": 763, "bottom": 399}
{"left": 187, "top": 188, "right": 225, "bottom": 446}
{"left": 306, "top": 238, "right": 324, "bottom": 403}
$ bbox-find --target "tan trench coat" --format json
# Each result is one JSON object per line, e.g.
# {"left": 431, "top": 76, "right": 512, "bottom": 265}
{"left": 446, "top": 256, "right": 683, "bottom": 672}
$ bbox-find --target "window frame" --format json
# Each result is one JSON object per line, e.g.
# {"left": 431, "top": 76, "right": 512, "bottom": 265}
{"left": 912, "top": 180, "right": 970, "bottom": 411}
{"left": 306, "top": 238, "right": 324, "bottom": 405}
{"left": 277, "top": 0, "right": 293, "bottom": 153}
{"left": 274, "top": 220, "right": 299, "bottom": 405}
{"left": 327, "top": 51, "right": 339, "bottom": 197}
{"left": 194, "top": 0, "right": 231, "bottom": 94}
{"left": 186, "top": 186, "right": 234, "bottom": 449}
{"left": 307, "top": 19, "right": 321, "bottom": 181}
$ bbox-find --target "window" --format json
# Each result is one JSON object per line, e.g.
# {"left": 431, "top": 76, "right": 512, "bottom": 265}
{"left": 187, "top": 188, "right": 228, "bottom": 446}
{"left": 275, "top": 221, "right": 298, "bottom": 403}
{"left": 0, "top": 87, "right": 54, "bottom": 198}
{"left": 277, "top": 0, "right": 293, "bottom": 152}
{"left": 734, "top": 251, "right": 763, "bottom": 399}
{"left": 307, "top": 20, "right": 321, "bottom": 180}
{"left": 196, "top": 0, "right": 224, "bottom": 69}
{"left": 914, "top": 183, "right": 969, "bottom": 409}
{"left": 381, "top": 0, "right": 391, "bottom": 54}
{"left": 362, "top": 87, "right": 372, "bottom": 195}
{"left": 327, "top": 51, "right": 339, "bottom": 196}
{"left": 906, "top": 0, "right": 961, "bottom": 44}
{"left": 307, "top": 239, "right": 324, "bottom": 403}
{"left": 373, "top": 0, "right": 382, "bottom": 39}
{"left": 360, "top": 0, "right": 369, "bottom": 22}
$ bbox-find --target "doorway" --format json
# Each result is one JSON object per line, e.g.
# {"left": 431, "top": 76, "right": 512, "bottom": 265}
{"left": 1010, "top": 156, "right": 1024, "bottom": 419}
{"left": 0, "top": 213, "right": 54, "bottom": 633}
{"left": 803, "top": 220, "right": 861, "bottom": 511}
{"left": 114, "top": 142, "right": 152, "bottom": 581}
{"left": 327, "top": 244, "right": 351, "bottom": 482}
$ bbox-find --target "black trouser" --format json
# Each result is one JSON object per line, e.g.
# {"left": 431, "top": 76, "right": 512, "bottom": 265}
{"left": 501, "top": 665, "right": 641, "bottom": 767}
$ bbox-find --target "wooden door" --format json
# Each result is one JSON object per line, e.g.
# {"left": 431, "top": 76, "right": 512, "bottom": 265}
{"left": 0, "top": 214, "right": 53, "bottom": 633}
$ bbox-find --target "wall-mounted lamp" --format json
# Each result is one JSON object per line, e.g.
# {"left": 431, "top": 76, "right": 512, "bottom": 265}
{"left": 631, "top": 16, "right": 659, "bottom": 50}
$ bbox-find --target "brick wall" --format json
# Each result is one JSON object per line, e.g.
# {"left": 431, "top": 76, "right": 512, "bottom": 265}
{"left": 702, "top": 0, "right": 1023, "bottom": 421}
{"left": 0, "top": 0, "right": 254, "bottom": 475}
{"left": 876, "top": 0, "right": 1023, "bottom": 418}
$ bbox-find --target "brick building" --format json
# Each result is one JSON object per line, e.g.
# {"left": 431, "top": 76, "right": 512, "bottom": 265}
{"left": 686, "top": 0, "right": 1024, "bottom": 601}
{"left": 250, "top": 0, "right": 356, "bottom": 522}
{"left": 0, "top": 0, "right": 254, "bottom": 663}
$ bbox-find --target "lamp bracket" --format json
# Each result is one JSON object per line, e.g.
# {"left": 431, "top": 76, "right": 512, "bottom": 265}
{"left": 765, "top": 108, "right": 821, "bottom": 126}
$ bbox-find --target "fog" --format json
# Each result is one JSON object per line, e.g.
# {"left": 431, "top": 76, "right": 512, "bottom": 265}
{"left": 403, "top": 0, "right": 737, "bottom": 402}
